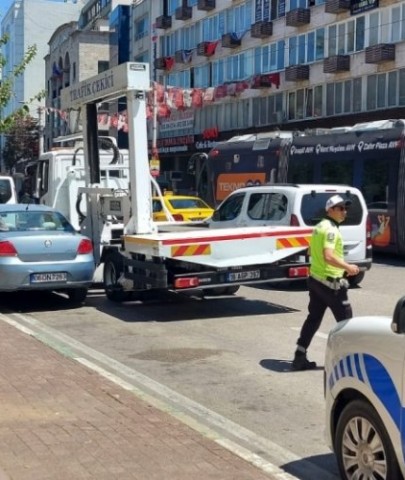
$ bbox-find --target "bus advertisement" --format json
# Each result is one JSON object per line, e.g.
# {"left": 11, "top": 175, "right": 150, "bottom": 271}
{"left": 195, "top": 120, "right": 405, "bottom": 255}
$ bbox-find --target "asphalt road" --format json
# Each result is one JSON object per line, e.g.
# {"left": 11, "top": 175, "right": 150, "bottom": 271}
{"left": 1, "top": 252, "right": 404, "bottom": 480}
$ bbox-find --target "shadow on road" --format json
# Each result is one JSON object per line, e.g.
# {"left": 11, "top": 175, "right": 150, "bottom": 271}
{"left": 259, "top": 358, "right": 324, "bottom": 373}
{"left": 0, "top": 288, "right": 302, "bottom": 323}
{"left": 281, "top": 453, "right": 339, "bottom": 480}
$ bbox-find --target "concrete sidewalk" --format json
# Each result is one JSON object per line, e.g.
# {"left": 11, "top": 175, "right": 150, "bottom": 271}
{"left": 0, "top": 319, "right": 283, "bottom": 480}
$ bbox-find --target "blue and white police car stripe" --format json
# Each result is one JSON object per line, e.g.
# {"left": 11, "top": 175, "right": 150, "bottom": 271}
{"left": 328, "top": 353, "right": 401, "bottom": 431}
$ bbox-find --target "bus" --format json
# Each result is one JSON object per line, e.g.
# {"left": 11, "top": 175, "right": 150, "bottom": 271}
{"left": 193, "top": 119, "right": 405, "bottom": 255}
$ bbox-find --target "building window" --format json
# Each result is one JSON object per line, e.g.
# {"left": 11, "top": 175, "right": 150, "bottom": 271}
{"left": 254, "top": 41, "right": 285, "bottom": 73}
{"left": 353, "top": 78, "right": 362, "bottom": 112}
{"left": 167, "top": 0, "right": 181, "bottom": 16}
{"left": 135, "top": 16, "right": 148, "bottom": 41}
{"left": 288, "top": 28, "right": 324, "bottom": 65}
{"left": 98, "top": 61, "right": 109, "bottom": 73}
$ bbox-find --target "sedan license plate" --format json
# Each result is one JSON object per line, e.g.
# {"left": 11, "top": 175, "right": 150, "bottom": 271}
{"left": 31, "top": 272, "right": 67, "bottom": 283}
{"left": 227, "top": 270, "right": 260, "bottom": 282}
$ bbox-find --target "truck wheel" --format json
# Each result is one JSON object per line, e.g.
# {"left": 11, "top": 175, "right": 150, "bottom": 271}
{"left": 104, "top": 252, "right": 132, "bottom": 302}
{"left": 335, "top": 399, "right": 401, "bottom": 480}
{"left": 67, "top": 288, "right": 88, "bottom": 305}
{"left": 348, "top": 271, "right": 365, "bottom": 288}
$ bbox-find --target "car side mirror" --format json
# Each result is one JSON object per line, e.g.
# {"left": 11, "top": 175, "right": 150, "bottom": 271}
{"left": 391, "top": 295, "right": 405, "bottom": 334}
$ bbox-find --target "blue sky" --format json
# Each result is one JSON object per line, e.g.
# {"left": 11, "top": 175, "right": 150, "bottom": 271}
{"left": 0, "top": 0, "right": 13, "bottom": 18}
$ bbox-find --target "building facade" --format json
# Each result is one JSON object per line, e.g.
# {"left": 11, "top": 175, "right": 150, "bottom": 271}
{"left": 44, "top": 22, "right": 110, "bottom": 148}
{"left": 148, "top": 0, "right": 405, "bottom": 191}
{"left": 1, "top": 0, "right": 81, "bottom": 118}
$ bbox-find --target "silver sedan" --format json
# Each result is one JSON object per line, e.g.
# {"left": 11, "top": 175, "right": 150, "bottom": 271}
{"left": 0, "top": 204, "right": 95, "bottom": 305}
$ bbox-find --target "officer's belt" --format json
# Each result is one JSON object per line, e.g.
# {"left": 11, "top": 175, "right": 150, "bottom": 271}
{"left": 311, "top": 274, "right": 343, "bottom": 290}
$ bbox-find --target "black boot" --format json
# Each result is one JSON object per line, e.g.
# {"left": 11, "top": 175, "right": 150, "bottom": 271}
{"left": 292, "top": 351, "right": 317, "bottom": 371}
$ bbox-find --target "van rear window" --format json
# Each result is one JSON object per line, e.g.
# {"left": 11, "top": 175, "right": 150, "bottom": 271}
{"left": 300, "top": 193, "right": 363, "bottom": 226}
{"left": 0, "top": 180, "right": 12, "bottom": 203}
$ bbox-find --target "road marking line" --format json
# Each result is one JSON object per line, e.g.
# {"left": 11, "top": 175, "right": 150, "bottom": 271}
{"left": 0, "top": 312, "right": 338, "bottom": 480}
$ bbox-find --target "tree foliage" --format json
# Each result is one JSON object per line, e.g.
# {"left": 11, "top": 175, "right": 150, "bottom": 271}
{"left": 0, "top": 33, "right": 38, "bottom": 132}
{"left": 2, "top": 115, "right": 39, "bottom": 170}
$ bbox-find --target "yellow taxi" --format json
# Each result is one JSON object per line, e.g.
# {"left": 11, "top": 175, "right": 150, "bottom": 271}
{"left": 152, "top": 192, "right": 214, "bottom": 222}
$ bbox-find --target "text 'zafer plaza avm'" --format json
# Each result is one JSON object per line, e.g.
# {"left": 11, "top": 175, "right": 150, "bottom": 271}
{"left": 290, "top": 140, "right": 399, "bottom": 156}
{"left": 69, "top": 72, "right": 114, "bottom": 103}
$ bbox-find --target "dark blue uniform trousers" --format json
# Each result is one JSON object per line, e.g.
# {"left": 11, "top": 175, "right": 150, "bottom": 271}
{"left": 297, "top": 276, "right": 353, "bottom": 350}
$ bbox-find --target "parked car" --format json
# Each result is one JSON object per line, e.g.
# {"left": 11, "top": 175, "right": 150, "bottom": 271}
{"left": 207, "top": 184, "right": 372, "bottom": 286}
{"left": 152, "top": 193, "right": 214, "bottom": 222}
{"left": 325, "top": 296, "right": 405, "bottom": 480}
{"left": 0, "top": 204, "right": 95, "bottom": 305}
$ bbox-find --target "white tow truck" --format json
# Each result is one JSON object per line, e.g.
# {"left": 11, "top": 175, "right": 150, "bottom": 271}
{"left": 58, "top": 62, "right": 313, "bottom": 301}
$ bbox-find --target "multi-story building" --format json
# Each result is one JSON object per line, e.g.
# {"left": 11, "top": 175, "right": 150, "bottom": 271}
{"left": 150, "top": 0, "right": 405, "bottom": 189}
{"left": 1, "top": 0, "right": 81, "bottom": 118}
{"left": 44, "top": 21, "right": 110, "bottom": 148}
{"left": 43, "top": 0, "right": 133, "bottom": 148}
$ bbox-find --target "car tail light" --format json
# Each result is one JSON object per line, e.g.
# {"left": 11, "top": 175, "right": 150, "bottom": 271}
{"left": 174, "top": 277, "right": 199, "bottom": 289}
{"left": 172, "top": 214, "right": 184, "bottom": 221}
{"left": 290, "top": 214, "right": 300, "bottom": 226}
{"left": 77, "top": 239, "right": 93, "bottom": 255}
{"left": 288, "top": 266, "right": 309, "bottom": 278}
{"left": 366, "top": 214, "right": 372, "bottom": 247}
{"left": 0, "top": 241, "right": 17, "bottom": 256}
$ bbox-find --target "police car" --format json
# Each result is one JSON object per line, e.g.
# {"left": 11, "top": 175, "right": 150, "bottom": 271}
{"left": 325, "top": 296, "right": 405, "bottom": 479}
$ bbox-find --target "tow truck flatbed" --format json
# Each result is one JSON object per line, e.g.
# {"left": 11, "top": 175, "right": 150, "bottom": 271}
{"left": 123, "top": 226, "right": 312, "bottom": 268}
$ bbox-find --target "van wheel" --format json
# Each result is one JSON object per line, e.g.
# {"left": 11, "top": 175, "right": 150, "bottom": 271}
{"left": 335, "top": 399, "right": 400, "bottom": 480}
{"left": 103, "top": 252, "right": 132, "bottom": 302}
{"left": 348, "top": 271, "right": 365, "bottom": 288}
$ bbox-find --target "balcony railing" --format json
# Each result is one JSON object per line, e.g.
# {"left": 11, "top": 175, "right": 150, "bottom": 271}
{"left": 285, "top": 65, "right": 310, "bottom": 81}
{"left": 286, "top": 8, "right": 310, "bottom": 27}
{"left": 155, "top": 15, "right": 172, "bottom": 30}
{"left": 175, "top": 5, "right": 192, "bottom": 21}
{"left": 197, "top": 0, "right": 215, "bottom": 11}
{"left": 365, "top": 44, "right": 396, "bottom": 63}
{"left": 250, "top": 21, "right": 273, "bottom": 39}
{"left": 221, "top": 33, "right": 241, "bottom": 48}
{"left": 323, "top": 55, "right": 350, "bottom": 73}
{"left": 325, "top": 0, "right": 350, "bottom": 13}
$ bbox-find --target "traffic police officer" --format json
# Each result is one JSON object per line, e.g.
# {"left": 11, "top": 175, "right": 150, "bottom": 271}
{"left": 292, "top": 194, "right": 360, "bottom": 371}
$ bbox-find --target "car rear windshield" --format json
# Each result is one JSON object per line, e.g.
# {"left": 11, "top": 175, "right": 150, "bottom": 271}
{"left": 0, "top": 210, "right": 75, "bottom": 232}
{"left": 169, "top": 199, "right": 208, "bottom": 209}
{"left": 300, "top": 193, "right": 363, "bottom": 226}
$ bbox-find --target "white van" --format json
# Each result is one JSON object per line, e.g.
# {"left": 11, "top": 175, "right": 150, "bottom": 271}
{"left": 0, "top": 176, "right": 17, "bottom": 204}
{"left": 325, "top": 295, "right": 405, "bottom": 480}
{"left": 207, "top": 184, "right": 372, "bottom": 286}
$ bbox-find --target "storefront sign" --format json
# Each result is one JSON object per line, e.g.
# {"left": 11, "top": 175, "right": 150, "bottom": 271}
{"left": 157, "top": 135, "right": 195, "bottom": 154}
{"left": 350, "top": 0, "right": 378, "bottom": 15}
{"left": 159, "top": 110, "right": 194, "bottom": 133}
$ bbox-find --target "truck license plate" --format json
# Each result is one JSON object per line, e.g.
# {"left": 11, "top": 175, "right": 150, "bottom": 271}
{"left": 31, "top": 272, "right": 67, "bottom": 283}
{"left": 227, "top": 270, "right": 260, "bottom": 281}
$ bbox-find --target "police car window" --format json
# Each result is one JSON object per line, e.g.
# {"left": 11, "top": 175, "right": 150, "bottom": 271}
{"left": 300, "top": 193, "right": 362, "bottom": 226}
{"left": 215, "top": 193, "right": 244, "bottom": 221}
